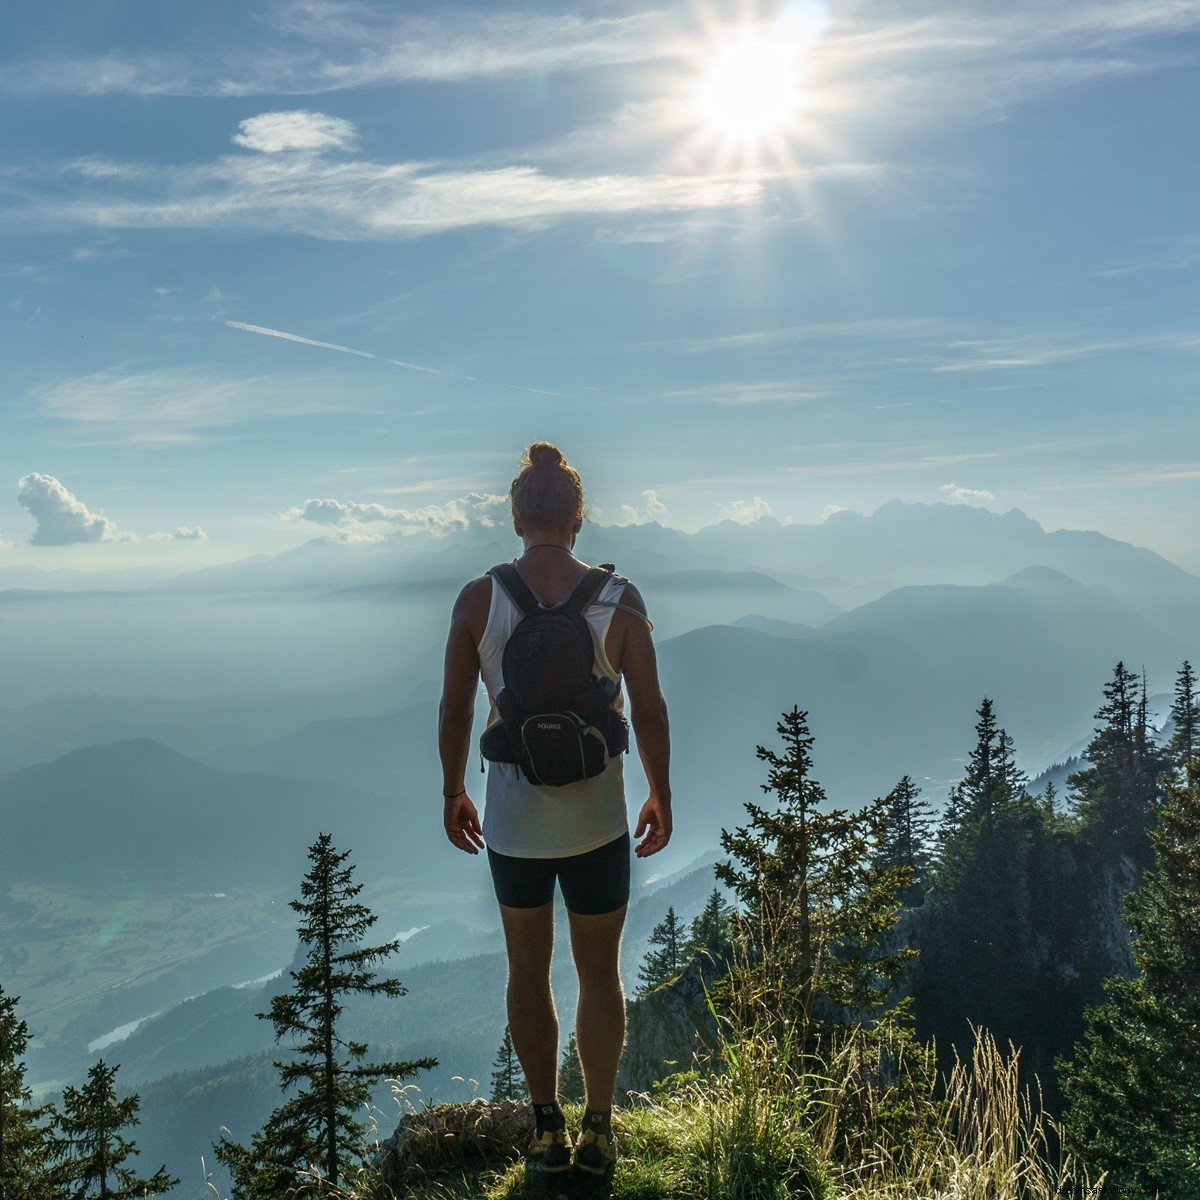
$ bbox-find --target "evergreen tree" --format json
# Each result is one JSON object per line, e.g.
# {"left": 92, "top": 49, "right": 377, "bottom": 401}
{"left": 637, "top": 906, "right": 686, "bottom": 994}
{"left": 1069, "top": 662, "right": 1166, "bottom": 867}
{"left": 0, "top": 987, "right": 61, "bottom": 1200}
{"left": 55, "top": 1060, "right": 176, "bottom": 1199}
{"left": 872, "top": 775, "right": 935, "bottom": 905}
{"left": 558, "top": 1034, "right": 584, "bottom": 1104}
{"left": 1040, "top": 779, "right": 1058, "bottom": 822}
{"left": 716, "top": 707, "right": 915, "bottom": 1041}
{"left": 1060, "top": 762, "right": 1200, "bottom": 1193}
{"left": 488, "top": 1027, "right": 527, "bottom": 1102}
{"left": 216, "top": 833, "right": 435, "bottom": 1195}
{"left": 918, "top": 698, "right": 1076, "bottom": 1086}
{"left": 1165, "top": 659, "right": 1198, "bottom": 778}
{"left": 686, "top": 888, "right": 732, "bottom": 965}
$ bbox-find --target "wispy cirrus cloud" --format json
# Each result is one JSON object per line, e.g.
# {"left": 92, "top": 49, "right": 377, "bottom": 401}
{"left": 13, "top": 112, "right": 762, "bottom": 242}
{"left": 33, "top": 366, "right": 378, "bottom": 445}
{"left": 3, "top": 1, "right": 1196, "bottom": 122}
{"left": 0, "top": 10, "right": 675, "bottom": 97}
{"left": 673, "top": 317, "right": 954, "bottom": 354}
{"left": 664, "top": 380, "right": 832, "bottom": 406}
{"left": 928, "top": 329, "right": 1200, "bottom": 372}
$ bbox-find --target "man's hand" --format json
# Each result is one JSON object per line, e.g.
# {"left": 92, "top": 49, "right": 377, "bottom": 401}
{"left": 444, "top": 793, "right": 485, "bottom": 855}
{"left": 634, "top": 794, "right": 672, "bottom": 858}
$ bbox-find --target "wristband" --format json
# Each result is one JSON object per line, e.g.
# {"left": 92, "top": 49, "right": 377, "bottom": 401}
{"left": 443, "top": 789, "right": 467, "bottom": 800}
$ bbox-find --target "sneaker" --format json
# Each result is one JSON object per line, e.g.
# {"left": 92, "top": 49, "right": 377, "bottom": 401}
{"left": 573, "top": 1127, "right": 616, "bottom": 1177}
{"left": 526, "top": 1126, "right": 573, "bottom": 1174}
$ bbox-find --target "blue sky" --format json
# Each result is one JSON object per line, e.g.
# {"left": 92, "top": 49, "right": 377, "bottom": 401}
{"left": 2, "top": 0, "right": 1198, "bottom": 569}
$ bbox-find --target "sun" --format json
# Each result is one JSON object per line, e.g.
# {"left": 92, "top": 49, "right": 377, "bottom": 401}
{"left": 694, "top": 29, "right": 804, "bottom": 145}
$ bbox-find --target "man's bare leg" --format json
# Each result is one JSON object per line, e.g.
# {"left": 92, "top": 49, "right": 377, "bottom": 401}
{"left": 567, "top": 904, "right": 627, "bottom": 1110}
{"left": 498, "top": 902, "right": 558, "bottom": 1103}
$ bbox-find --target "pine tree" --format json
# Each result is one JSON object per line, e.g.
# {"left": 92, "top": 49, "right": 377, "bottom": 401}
{"left": 716, "top": 707, "right": 915, "bottom": 1041}
{"left": 637, "top": 906, "right": 686, "bottom": 994}
{"left": 0, "top": 987, "right": 61, "bottom": 1200}
{"left": 558, "top": 1033, "right": 585, "bottom": 1104}
{"left": 1060, "top": 762, "right": 1200, "bottom": 1192}
{"left": 216, "top": 833, "right": 436, "bottom": 1195}
{"left": 489, "top": 1027, "right": 527, "bottom": 1102}
{"left": 686, "top": 888, "right": 732, "bottom": 965}
{"left": 55, "top": 1060, "right": 176, "bottom": 1199}
{"left": 919, "top": 698, "right": 1069, "bottom": 1089}
{"left": 872, "top": 775, "right": 935, "bottom": 905}
{"left": 1166, "top": 659, "right": 1198, "bottom": 779}
{"left": 1069, "top": 663, "right": 1166, "bottom": 867}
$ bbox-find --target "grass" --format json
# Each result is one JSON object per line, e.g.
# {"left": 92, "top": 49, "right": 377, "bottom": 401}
{"left": 338, "top": 1019, "right": 1096, "bottom": 1200}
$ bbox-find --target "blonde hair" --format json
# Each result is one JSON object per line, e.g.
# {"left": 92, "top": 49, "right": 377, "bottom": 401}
{"left": 510, "top": 442, "right": 584, "bottom": 531}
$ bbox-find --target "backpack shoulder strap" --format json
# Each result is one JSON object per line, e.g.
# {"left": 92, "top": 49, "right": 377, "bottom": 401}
{"left": 488, "top": 563, "right": 542, "bottom": 619}
{"left": 561, "top": 565, "right": 615, "bottom": 619}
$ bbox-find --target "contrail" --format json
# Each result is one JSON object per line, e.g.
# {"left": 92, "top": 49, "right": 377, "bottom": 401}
{"left": 225, "top": 320, "right": 560, "bottom": 396}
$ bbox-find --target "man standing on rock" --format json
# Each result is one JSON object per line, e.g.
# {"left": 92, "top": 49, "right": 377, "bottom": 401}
{"left": 438, "top": 442, "right": 673, "bottom": 1178}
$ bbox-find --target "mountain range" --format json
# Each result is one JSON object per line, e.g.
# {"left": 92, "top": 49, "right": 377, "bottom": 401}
{"left": 3, "top": 499, "right": 1196, "bottom": 1189}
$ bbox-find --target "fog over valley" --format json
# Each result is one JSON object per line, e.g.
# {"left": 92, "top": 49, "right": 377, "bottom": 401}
{"left": 2, "top": 500, "right": 1196, "bottom": 1191}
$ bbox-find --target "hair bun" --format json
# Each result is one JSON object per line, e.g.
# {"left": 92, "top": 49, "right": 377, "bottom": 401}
{"left": 528, "top": 441, "right": 564, "bottom": 468}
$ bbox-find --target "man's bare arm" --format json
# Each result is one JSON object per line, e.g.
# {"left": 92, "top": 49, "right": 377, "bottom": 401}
{"left": 617, "top": 584, "right": 672, "bottom": 857}
{"left": 438, "top": 579, "right": 488, "bottom": 854}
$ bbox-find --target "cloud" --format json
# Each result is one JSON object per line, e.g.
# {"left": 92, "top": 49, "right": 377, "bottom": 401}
{"left": 942, "top": 482, "right": 995, "bottom": 502}
{"left": 34, "top": 367, "right": 378, "bottom": 444}
{"left": 26, "top": 144, "right": 762, "bottom": 243}
{"left": 150, "top": 525, "right": 208, "bottom": 542}
{"left": 619, "top": 489, "right": 668, "bottom": 525}
{"left": 819, "top": 504, "right": 850, "bottom": 522}
{"left": 284, "top": 492, "right": 508, "bottom": 538}
{"left": 664, "top": 381, "right": 830, "bottom": 406}
{"left": 0, "top": 12, "right": 674, "bottom": 97}
{"left": 17, "top": 473, "right": 129, "bottom": 546}
{"left": 721, "top": 497, "right": 775, "bottom": 524}
{"left": 232, "top": 110, "right": 360, "bottom": 154}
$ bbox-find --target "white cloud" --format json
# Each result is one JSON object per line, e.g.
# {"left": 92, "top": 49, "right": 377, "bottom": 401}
{"left": 721, "top": 497, "right": 775, "bottom": 524}
{"left": 232, "top": 110, "right": 360, "bottom": 154}
{"left": 29, "top": 147, "right": 762, "bottom": 243}
{"left": 34, "top": 367, "right": 377, "bottom": 444}
{"left": 150, "top": 525, "right": 209, "bottom": 542}
{"left": 664, "top": 380, "right": 830, "bottom": 406}
{"left": 819, "top": 504, "right": 849, "bottom": 522}
{"left": 619, "top": 489, "right": 668, "bottom": 525}
{"left": 284, "top": 492, "right": 508, "bottom": 538}
{"left": 942, "top": 482, "right": 995, "bottom": 502}
{"left": 17, "top": 473, "right": 129, "bottom": 546}
{"left": 0, "top": 12, "right": 674, "bottom": 97}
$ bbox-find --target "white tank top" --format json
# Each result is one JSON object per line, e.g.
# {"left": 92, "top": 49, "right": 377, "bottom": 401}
{"left": 478, "top": 567, "right": 629, "bottom": 859}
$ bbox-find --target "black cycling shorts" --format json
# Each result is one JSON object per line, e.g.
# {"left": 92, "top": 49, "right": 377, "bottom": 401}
{"left": 487, "top": 833, "right": 631, "bottom": 916}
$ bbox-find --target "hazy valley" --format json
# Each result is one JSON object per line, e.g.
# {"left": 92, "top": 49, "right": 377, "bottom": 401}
{"left": 2, "top": 500, "right": 1197, "bottom": 1194}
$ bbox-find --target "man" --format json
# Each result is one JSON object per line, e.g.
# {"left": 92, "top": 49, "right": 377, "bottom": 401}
{"left": 439, "top": 442, "right": 672, "bottom": 1177}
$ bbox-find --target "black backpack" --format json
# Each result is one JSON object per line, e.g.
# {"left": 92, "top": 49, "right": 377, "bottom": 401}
{"left": 479, "top": 562, "right": 629, "bottom": 787}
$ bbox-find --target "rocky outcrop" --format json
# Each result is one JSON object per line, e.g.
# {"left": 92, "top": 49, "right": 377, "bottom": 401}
{"left": 618, "top": 953, "right": 724, "bottom": 1097}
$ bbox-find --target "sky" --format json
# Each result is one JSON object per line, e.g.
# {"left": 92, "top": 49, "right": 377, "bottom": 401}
{"left": 2, "top": 0, "right": 1199, "bottom": 571}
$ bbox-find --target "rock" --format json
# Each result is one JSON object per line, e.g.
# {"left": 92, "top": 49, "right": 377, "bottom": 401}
{"left": 619, "top": 953, "right": 723, "bottom": 1096}
{"left": 378, "top": 1097, "right": 533, "bottom": 1179}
